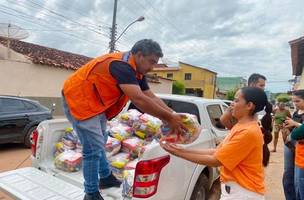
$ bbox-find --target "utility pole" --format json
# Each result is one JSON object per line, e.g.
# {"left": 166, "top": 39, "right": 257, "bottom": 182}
{"left": 109, "top": 0, "right": 118, "bottom": 53}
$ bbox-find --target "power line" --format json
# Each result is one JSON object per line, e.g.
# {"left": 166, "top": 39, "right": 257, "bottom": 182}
{"left": 0, "top": 9, "right": 106, "bottom": 48}
{"left": 21, "top": 0, "right": 109, "bottom": 38}
{"left": 35, "top": 0, "right": 111, "bottom": 29}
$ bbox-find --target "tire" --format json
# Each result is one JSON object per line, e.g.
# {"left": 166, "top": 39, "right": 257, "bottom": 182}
{"left": 190, "top": 173, "right": 209, "bottom": 200}
{"left": 24, "top": 126, "right": 37, "bottom": 148}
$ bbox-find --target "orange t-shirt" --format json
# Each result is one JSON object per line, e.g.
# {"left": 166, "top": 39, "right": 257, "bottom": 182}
{"left": 295, "top": 143, "right": 304, "bottom": 168}
{"left": 214, "top": 121, "right": 265, "bottom": 195}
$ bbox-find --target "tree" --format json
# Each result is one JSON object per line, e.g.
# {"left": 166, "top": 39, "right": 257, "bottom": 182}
{"left": 226, "top": 89, "right": 237, "bottom": 100}
{"left": 276, "top": 93, "right": 291, "bottom": 103}
{"left": 172, "top": 81, "right": 185, "bottom": 95}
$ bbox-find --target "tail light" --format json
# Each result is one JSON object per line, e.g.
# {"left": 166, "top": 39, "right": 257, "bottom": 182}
{"left": 133, "top": 155, "right": 170, "bottom": 198}
{"left": 31, "top": 129, "right": 38, "bottom": 157}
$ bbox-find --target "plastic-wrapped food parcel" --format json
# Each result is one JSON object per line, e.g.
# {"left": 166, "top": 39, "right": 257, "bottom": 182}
{"left": 53, "top": 109, "right": 201, "bottom": 198}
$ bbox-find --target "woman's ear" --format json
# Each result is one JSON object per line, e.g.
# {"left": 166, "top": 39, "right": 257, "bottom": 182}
{"left": 247, "top": 102, "right": 256, "bottom": 113}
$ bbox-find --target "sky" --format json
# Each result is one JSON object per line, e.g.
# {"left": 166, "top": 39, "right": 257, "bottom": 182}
{"left": 0, "top": 0, "right": 303, "bottom": 93}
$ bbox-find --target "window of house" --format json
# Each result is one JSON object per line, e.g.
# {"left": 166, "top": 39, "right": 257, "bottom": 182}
{"left": 184, "top": 73, "right": 192, "bottom": 80}
{"left": 207, "top": 104, "right": 225, "bottom": 130}
{"left": 167, "top": 73, "right": 173, "bottom": 79}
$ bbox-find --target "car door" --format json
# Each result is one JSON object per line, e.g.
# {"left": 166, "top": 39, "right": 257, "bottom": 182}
{"left": 0, "top": 98, "right": 30, "bottom": 143}
{"left": 205, "top": 103, "right": 228, "bottom": 145}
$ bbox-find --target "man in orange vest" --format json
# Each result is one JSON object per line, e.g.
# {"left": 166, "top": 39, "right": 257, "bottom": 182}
{"left": 62, "top": 39, "right": 185, "bottom": 200}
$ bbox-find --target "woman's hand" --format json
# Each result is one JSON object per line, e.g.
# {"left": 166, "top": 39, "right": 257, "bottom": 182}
{"left": 160, "top": 140, "right": 185, "bottom": 156}
{"left": 284, "top": 117, "right": 301, "bottom": 128}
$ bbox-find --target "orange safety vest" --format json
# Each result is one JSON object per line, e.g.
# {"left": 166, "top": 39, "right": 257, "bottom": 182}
{"left": 63, "top": 52, "right": 142, "bottom": 120}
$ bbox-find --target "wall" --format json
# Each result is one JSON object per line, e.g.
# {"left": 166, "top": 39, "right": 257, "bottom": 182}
{"left": 298, "top": 69, "right": 304, "bottom": 89}
{"left": 148, "top": 79, "right": 172, "bottom": 94}
{"left": 151, "top": 63, "right": 216, "bottom": 98}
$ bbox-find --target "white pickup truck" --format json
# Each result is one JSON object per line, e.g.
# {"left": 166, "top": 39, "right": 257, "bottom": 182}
{"left": 0, "top": 94, "right": 228, "bottom": 200}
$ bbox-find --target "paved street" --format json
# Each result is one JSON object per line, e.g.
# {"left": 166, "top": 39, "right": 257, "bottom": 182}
{"left": 0, "top": 138, "right": 286, "bottom": 200}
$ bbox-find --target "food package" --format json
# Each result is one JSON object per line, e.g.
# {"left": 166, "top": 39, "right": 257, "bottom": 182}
{"left": 133, "top": 113, "right": 162, "bottom": 140}
{"left": 55, "top": 142, "right": 65, "bottom": 153}
{"left": 122, "top": 137, "right": 145, "bottom": 159}
{"left": 54, "top": 150, "right": 82, "bottom": 172}
{"left": 110, "top": 166, "right": 124, "bottom": 181}
{"left": 109, "top": 124, "right": 133, "bottom": 141}
{"left": 109, "top": 152, "right": 131, "bottom": 169}
{"left": 122, "top": 170, "right": 135, "bottom": 198}
{"left": 107, "top": 118, "right": 120, "bottom": 129}
{"left": 119, "top": 109, "right": 142, "bottom": 126}
{"left": 105, "top": 136, "right": 121, "bottom": 158}
{"left": 75, "top": 141, "right": 82, "bottom": 153}
{"left": 124, "top": 159, "right": 139, "bottom": 170}
{"left": 60, "top": 128, "right": 79, "bottom": 150}
{"left": 161, "top": 113, "right": 201, "bottom": 144}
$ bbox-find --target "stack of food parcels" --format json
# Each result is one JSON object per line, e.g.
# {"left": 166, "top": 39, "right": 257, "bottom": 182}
{"left": 54, "top": 128, "right": 83, "bottom": 172}
{"left": 53, "top": 109, "right": 201, "bottom": 198}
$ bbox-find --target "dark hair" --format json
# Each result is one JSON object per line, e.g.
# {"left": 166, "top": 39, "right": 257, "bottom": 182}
{"left": 241, "top": 87, "right": 272, "bottom": 167}
{"left": 131, "top": 39, "right": 163, "bottom": 57}
{"left": 292, "top": 89, "right": 304, "bottom": 100}
{"left": 248, "top": 73, "right": 266, "bottom": 86}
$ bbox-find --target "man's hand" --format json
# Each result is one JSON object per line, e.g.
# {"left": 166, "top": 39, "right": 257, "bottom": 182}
{"left": 166, "top": 113, "right": 186, "bottom": 136}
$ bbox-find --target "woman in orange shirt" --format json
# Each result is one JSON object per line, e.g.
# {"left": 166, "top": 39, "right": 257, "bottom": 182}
{"left": 161, "top": 87, "right": 272, "bottom": 199}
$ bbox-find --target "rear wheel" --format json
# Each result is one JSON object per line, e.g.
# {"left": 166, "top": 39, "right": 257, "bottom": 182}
{"left": 24, "top": 126, "right": 37, "bottom": 148}
{"left": 190, "top": 173, "right": 209, "bottom": 200}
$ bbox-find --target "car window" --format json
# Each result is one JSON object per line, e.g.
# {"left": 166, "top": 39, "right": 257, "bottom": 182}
{"left": 222, "top": 104, "right": 229, "bottom": 112}
{"left": 0, "top": 98, "right": 27, "bottom": 113}
{"left": 166, "top": 100, "right": 201, "bottom": 123}
{"left": 23, "top": 101, "right": 37, "bottom": 111}
{"left": 207, "top": 104, "right": 226, "bottom": 130}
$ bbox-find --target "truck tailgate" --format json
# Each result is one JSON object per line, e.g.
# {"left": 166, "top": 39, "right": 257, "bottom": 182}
{"left": 0, "top": 167, "right": 116, "bottom": 200}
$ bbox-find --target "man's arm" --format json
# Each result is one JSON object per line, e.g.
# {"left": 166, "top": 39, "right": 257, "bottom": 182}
{"left": 143, "top": 89, "right": 173, "bottom": 113}
{"left": 119, "top": 84, "right": 184, "bottom": 136}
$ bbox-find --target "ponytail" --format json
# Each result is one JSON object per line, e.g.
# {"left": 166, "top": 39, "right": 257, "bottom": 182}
{"left": 241, "top": 87, "right": 273, "bottom": 167}
{"left": 261, "top": 102, "right": 273, "bottom": 167}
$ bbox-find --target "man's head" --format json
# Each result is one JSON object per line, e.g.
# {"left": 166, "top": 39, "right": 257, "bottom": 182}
{"left": 131, "top": 39, "right": 163, "bottom": 75}
{"left": 248, "top": 73, "right": 266, "bottom": 90}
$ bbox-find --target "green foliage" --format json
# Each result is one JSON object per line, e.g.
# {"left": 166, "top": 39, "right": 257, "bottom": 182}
{"left": 226, "top": 89, "right": 237, "bottom": 100}
{"left": 172, "top": 81, "right": 185, "bottom": 95}
{"left": 276, "top": 93, "right": 291, "bottom": 103}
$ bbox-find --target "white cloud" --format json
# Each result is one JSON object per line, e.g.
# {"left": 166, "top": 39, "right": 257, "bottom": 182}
{"left": 1, "top": 0, "right": 303, "bottom": 92}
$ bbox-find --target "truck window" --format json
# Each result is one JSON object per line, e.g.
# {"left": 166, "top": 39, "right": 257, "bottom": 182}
{"left": 166, "top": 100, "right": 201, "bottom": 123}
{"left": 207, "top": 104, "right": 226, "bottom": 130}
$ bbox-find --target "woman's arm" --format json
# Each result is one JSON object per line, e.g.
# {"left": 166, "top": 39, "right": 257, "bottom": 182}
{"left": 160, "top": 142, "right": 221, "bottom": 167}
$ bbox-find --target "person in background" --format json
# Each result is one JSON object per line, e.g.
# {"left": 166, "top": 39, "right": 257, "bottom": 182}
{"left": 220, "top": 73, "right": 267, "bottom": 129}
{"left": 283, "top": 89, "right": 304, "bottom": 200}
{"left": 272, "top": 102, "right": 291, "bottom": 152}
{"left": 62, "top": 39, "right": 185, "bottom": 200}
{"left": 161, "top": 87, "right": 272, "bottom": 199}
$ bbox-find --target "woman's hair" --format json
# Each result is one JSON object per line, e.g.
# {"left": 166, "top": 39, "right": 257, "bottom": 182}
{"left": 241, "top": 87, "right": 273, "bottom": 166}
{"left": 292, "top": 89, "right": 304, "bottom": 100}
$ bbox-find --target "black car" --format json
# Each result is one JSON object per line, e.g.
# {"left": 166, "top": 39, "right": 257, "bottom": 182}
{"left": 0, "top": 96, "right": 53, "bottom": 147}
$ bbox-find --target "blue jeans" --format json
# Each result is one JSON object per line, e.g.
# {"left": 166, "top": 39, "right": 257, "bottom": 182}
{"left": 283, "top": 143, "right": 296, "bottom": 200}
{"left": 295, "top": 165, "right": 304, "bottom": 200}
{"left": 62, "top": 95, "right": 110, "bottom": 194}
